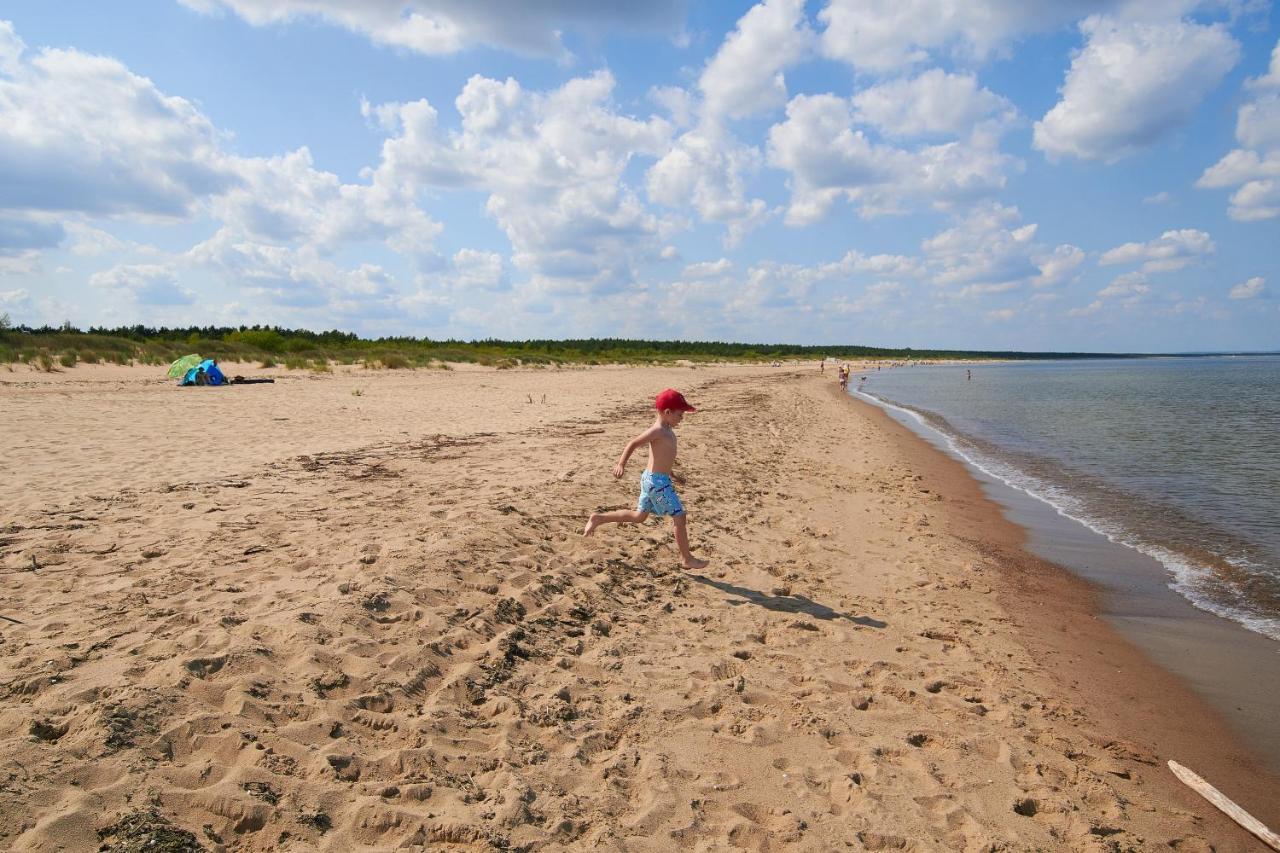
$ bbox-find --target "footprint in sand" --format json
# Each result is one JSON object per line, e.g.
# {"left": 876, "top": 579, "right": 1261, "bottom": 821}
{"left": 184, "top": 655, "right": 227, "bottom": 679}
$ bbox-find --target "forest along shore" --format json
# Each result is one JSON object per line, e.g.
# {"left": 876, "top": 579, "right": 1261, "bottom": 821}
{"left": 0, "top": 364, "right": 1274, "bottom": 850}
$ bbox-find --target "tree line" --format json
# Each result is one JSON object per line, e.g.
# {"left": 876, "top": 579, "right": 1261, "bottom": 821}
{"left": 0, "top": 318, "right": 1135, "bottom": 370}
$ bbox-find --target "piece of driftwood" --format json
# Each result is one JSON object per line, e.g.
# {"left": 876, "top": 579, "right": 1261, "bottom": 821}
{"left": 0, "top": 614, "right": 23, "bottom": 625}
{"left": 1168, "top": 760, "right": 1280, "bottom": 851}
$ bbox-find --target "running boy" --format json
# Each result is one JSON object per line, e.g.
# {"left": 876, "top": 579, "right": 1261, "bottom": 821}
{"left": 583, "top": 388, "right": 709, "bottom": 569}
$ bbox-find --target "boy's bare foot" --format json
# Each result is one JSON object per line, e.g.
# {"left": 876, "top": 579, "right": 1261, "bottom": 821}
{"left": 583, "top": 515, "right": 599, "bottom": 537}
{"left": 682, "top": 556, "right": 709, "bottom": 570}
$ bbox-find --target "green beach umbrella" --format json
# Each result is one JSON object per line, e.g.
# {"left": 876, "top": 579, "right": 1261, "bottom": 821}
{"left": 167, "top": 353, "right": 203, "bottom": 379}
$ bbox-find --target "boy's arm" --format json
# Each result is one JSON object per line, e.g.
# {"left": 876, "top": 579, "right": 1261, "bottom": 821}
{"left": 671, "top": 461, "right": 685, "bottom": 485}
{"left": 613, "top": 426, "right": 659, "bottom": 478}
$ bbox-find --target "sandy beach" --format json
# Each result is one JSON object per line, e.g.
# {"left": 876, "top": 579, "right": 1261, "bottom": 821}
{"left": 1, "top": 362, "right": 1276, "bottom": 851}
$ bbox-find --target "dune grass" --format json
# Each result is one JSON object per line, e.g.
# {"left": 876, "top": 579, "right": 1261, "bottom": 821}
{"left": 0, "top": 318, "right": 1131, "bottom": 372}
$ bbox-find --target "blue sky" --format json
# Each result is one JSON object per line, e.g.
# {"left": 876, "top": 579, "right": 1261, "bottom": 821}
{"left": 1, "top": 1, "right": 1277, "bottom": 352}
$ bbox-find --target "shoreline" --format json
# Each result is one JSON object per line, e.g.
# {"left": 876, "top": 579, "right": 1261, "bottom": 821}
{"left": 2, "top": 363, "right": 1278, "bottom": 849}
{"left": 852, "top": 380, "right": 1280, "bottom": 776}
{"left": 854, "top": 366, "right": 1280, "bottom": 647}
{"left": 839, "top": 383, "right": 1280, "bottom": 832}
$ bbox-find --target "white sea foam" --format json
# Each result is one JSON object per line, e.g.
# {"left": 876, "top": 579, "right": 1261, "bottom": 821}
{"left": 855, "top": 389, "right": 1280, "bottom": 642}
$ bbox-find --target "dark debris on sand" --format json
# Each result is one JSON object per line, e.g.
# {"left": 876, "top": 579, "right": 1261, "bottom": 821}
{"left": 97, "top": 809, "right": 205, "bottom": 852}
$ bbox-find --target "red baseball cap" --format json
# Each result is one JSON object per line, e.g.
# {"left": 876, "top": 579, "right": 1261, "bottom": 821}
{"left": 655, "top": 388, "right": 697, "bottom": 412}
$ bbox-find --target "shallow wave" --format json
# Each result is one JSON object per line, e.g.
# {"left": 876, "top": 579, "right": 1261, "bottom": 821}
{"left": 856, "top": 389, "right": 1280, "bottom": 642}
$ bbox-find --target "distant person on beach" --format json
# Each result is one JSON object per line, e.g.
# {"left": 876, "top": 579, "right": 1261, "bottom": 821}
{"left": 967, "top": 368, "right": 972, "bottom": 381}
{"left": 583, "top": 388, "right": 709, "bottom": 569}
{"left": 838, "top": 366, "right": 849, "bottom": 391}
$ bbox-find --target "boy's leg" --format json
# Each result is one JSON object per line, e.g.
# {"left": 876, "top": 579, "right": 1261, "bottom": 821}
{"left": 671, "top": 513, "right": 709, "bottom": 569}
{"left": 584, "top": 510, "right": 649, "bottom": 536}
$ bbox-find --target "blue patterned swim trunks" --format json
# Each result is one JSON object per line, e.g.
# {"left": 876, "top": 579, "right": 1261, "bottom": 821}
{"left": 637, "top": 471, "right": 685, "bottom": 517}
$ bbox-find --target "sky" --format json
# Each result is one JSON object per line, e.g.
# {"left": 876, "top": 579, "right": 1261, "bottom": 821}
{"left": 0, "top": 1, "right": 1278, "bottom": 352}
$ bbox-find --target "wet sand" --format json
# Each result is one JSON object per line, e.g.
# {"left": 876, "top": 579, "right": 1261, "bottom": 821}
{"left": 858, "top": 386, "right": 1280, "bottom": 778}
{"left": 848, "top": 389, "right": 1280, "bottom": 839}
{"left": 1, "top": 362, "right": 1275, "bottom": 850}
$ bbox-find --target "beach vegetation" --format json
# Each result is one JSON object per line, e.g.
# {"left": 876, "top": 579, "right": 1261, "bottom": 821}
{"left": 374, "top": 353, "right": 412, "bottom": 369}
{"left": 0, "top": 321, "right": 1144, "bottom": 373}
{"left": 228, "top": 328, "right": 287, "bottom": 354}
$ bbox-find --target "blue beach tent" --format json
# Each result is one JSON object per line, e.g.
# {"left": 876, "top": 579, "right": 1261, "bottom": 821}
{"left": 180, "top": 358, "right": 227, "bottom": 386}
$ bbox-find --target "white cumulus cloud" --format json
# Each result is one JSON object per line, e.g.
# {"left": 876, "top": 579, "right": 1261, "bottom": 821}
{"left": 89, "top": 263, "right": 195, "bottom": 305}
{"left": 1068, "top": 268, "right": 1156, "bottom": 319}
{"left": 0, "top": 25, "right": 239, "bottom": 219}
{"left": 0, "top": 18, "right": 456, "bottom": 326}
{"left": 188, "top": 230, "right": 400, "bottom": 311}
{"left": 699, "top": 0, "right": 813, "bottom": 120}
{"left": 767, "top": 93, "right": 1016, "bottom": 223}
{"left": 1033, "top": 244, "right": 1086, "bottom": 288}
{"left": 0, "top": 288, "right": 32, "bottom": 315}
{"left": 1034, "top": 15, "right": 1239, "bottom": 163}
{"left": 1097, "top": 270, "right": 1151, "bottom": 299}
{"left": 210, "top": 147, "right": 442, "bottom": 264}
{"left": 818, "top": 0, "right": 1118, "bottom": 73}
{"left": 683, "top": 258, "right": 733, "bottom": 279}
{"left": 449, "top": 249, "right": 505, "bottom": 290}
{"left": 0, "top": 20, "right": 22, "bottom": 74}
{"left": 64, "top": 223, "right": 127, "bottom": 257}
{"left": 647, "top": 121, "right": 767, "bottom": 246}
{"left": 645, "top": 0, "right": 814, "bottom": 245}
{"left": 923, "top": 204, "right": 1037, "bottom": 290}
{"left": 1229, "top": 275, "right": 1265, "bottom": 299}
{"left": 851, "top": 69, "right": 1016, "bottom": 138}
{"left": 369, "top": 71, "right": 672, "bottom": 293}
{"left": 1198, "top": 39, "right": 1280, "bottom": 220}
{"left": 1099, "top": 228, "right": 1214, "bottom": 272}
{"left": 911, "top": 204, "right": 1084, "bottom": 301}
{"left": 1068, "top": 299, "right": 1102, "bottom": 317}
{"left": 178, "top": 0, "right": 685, "bottom": 58}
{"left": 0, "top": 250, "right": 40, "bottom": 277}
{"left": 1235, "top": 93, "right": 1280, "bottom": 151}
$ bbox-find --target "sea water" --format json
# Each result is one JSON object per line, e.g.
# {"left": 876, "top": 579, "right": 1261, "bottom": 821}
{"left": 855, "top": 355, "right": 1280, "bottom": 642}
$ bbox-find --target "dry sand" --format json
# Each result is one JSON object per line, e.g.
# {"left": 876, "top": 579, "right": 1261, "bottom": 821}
{"left": 1, "top": 362, "right": 1276, "bottom": 851}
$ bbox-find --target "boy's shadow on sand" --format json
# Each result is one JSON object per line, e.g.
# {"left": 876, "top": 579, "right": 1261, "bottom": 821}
{"left": 687, "top": 575, "right": 887, "bottom": 628}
